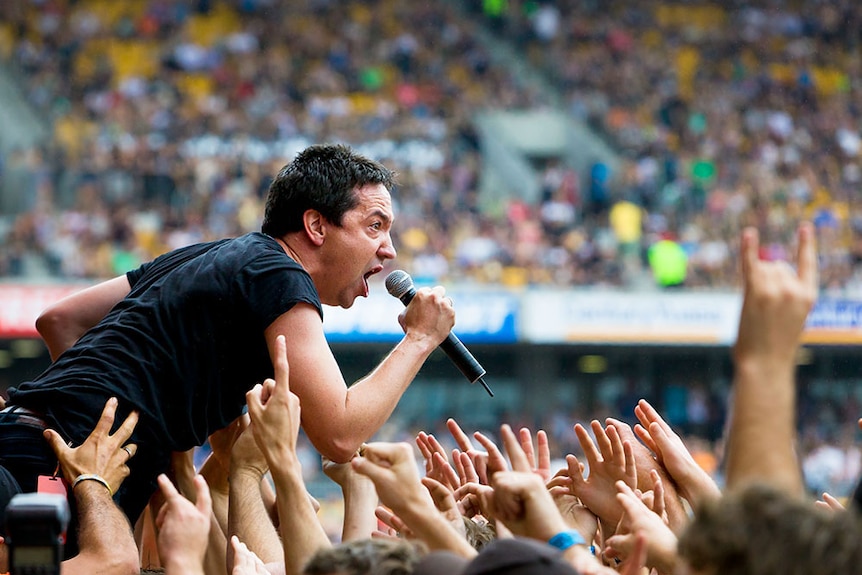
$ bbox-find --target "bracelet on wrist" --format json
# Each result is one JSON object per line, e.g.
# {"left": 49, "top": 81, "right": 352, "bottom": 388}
{"left": 548, "top": 529, "right": 587, "bottom": 551}
{"left": 72, "top": 473, "right": 113, "bottom": 496}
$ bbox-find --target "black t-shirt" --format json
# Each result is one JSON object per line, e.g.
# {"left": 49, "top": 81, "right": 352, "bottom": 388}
{"left": 9, "top": 232, "right": 322, "bottom": 452}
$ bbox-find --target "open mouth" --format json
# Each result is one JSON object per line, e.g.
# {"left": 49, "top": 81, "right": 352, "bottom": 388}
{"left": 365, "top": 265, "right": 383, "bottom": 281}
{"left": 362, "top": 265, "right": 383, "bottom": 295}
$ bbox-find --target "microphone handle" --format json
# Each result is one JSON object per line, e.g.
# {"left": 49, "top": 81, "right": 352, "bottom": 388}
{"left": 439, "top": 333, "right": 486, "bottom": 383}
{"left": 398, "top": 287, "right": 492, "bottom": 395}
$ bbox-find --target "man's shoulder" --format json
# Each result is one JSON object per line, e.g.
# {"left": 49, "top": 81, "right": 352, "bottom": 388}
{"left": 228, "top": 233, "right": 305, "bottom": 272}
{"left": 175, "top": 233, "right": 291, "bottom": 271}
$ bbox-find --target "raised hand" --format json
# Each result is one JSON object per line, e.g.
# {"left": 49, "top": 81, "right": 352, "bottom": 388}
{"left": 423, "top": 476, "right": 469, "bottom": 539}
{"left": 633, "top": 399, "right": 721, "bottom": 508}
{"left": 605, "top": 416, "right": 690, "bottom": 532}
{"left": 452, "top": 480, "right": 495, "bottom": 521}
{"left": 230, "top": 536, "right": 269, "bottom": 575}
{"left": 473, "top": 429, "right": 510, "bottom": 479}
{"left": 604, "top": 479, "right": 679, "bottom": 573}
{"left": 734, "top": 222, "right": 817, "bottom": 371}
{"left": 231, "top": 421, "right": 270, "bottom": 479}
{"left": 447, "top": 418, "right": 490, "bottom": 484}
{"left": 518, "top": 427, "right": 552, "bottom": 482}
{"left": 155, "top": 474, "right": 212, "bottom": 575}
{"left": 352, "top": 442, "right": 431, "bottom": 514}
{"left": 546, "top": 469, "right": 599, "bottom": 545}
{"left": 416, "top": 431, "right": 461, "bottom": 491}
{"left": 353, "top": 441, "right": 476, "bottom": 557}
{"left": 566, "top": 421, "right": 637, "bottom": 528}
{"left": 208, "top": 415, "right": 248, "bottom": 473}
{"left": 452, "top": 449, "right": 481, "bottom": 487}
{"left": 246, "top": 334, "right": 302, "bottom": 467}
{"left": 489, "top": 470, "right": 568, "bottom": 541}
{"left": 374, "top": 505, "right": 415, "bottom": 539}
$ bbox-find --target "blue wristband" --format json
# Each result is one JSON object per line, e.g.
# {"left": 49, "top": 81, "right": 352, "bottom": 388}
{"left": 547, "top": 529, "right": 586, "bottom": 551}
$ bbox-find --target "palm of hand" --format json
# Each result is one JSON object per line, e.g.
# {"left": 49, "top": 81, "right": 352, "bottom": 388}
{"left": 553, "top": 491, "right": 598, "bottom": 542}
{"left": 573, "top": 460, "right": 627, "bottom": 525}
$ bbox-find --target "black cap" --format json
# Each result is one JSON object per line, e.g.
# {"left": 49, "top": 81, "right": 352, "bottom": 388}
{"left": 414, "top": 537, "right": 580, "bottom": 575}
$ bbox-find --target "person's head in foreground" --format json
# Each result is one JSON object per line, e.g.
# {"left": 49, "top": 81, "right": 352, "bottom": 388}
{"left": 678, "top": 483, "right": 862, "bottom": 575}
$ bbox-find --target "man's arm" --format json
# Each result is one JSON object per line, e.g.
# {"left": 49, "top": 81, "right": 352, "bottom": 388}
{"left": 265, "top": 285, "right": 454, "bottom": 462}
{"left": 62, "top": 482, "right": 140, "bottom": 575}
{"left": 36, "top": 275, "right": 131, "bottom": 360}
{"left": 725, "top": 223, "right": 817, "bottom": 497}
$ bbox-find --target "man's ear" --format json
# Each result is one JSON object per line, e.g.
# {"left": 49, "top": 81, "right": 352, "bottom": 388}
{"left": 303, "top": 210, "right": 326, "bottom": 246}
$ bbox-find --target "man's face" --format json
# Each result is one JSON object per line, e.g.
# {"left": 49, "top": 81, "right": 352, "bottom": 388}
{"left": 318, "top": 183, "right": 396, "bottom": 308}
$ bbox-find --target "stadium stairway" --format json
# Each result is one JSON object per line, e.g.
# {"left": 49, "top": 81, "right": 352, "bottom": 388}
{"left": 442, "top": 0, "right": 620, "bottom": 216}
{"left": 0, "top": 61, "right": 49, "bottom": 216}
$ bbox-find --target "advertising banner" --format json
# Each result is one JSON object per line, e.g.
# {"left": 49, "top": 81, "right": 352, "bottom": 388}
{"left": 2, "top": 284, "right": 861, "bottom": 346}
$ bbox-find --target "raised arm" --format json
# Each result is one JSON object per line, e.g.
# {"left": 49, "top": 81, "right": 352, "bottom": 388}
{"left": 726, "top": 222, "right": 817, "bottom": 496}
{"left": 36, "top": 275, "right": 131, "bottom": 360}
{"left": 227, "top": 424, "right": 283, "bottom": 571}
{"left": 352, "top": 442, "right": 477, "bottom": 558}
{"left": 265, "top": 284, "right": 454, "bottom": 462}
{"left": 155, "top": 474, "right": 212, "bottom": 575}
{"left": 322, "top": 457, "right": 379, "bottom": 542}
{"left": 246, "top": 335, "right": 332, "bottom": 575}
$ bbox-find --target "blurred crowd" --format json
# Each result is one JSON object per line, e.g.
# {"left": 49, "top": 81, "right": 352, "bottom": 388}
{"left": 2, "top": 0, "right": 862, "bottom": 292}
{"left": 0, "top": 0, "right": 535, "bottom": 283}
{"left": 483, "top": 0, "right": 862, "bottom": 291}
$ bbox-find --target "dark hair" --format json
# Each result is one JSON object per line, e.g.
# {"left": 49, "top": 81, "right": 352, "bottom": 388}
{"left": 262, "top": 143, "right": 395, "bottom": 237}
{"left": 302, "top": 538, "right": 424, "bottom": 575}
{"left": 678, "top": 483, "right": 862, "bottom": 575}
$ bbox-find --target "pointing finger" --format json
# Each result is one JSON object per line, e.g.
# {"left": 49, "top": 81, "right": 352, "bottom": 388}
{"left": 740, "top": 227, "right": 760, "bottom": 288}
{"left": 796, "top": 221, "right": 817, "bottom": 291}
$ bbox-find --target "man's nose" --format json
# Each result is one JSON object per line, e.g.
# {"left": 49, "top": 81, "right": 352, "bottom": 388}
{"left": 380, "top": 233, "right": 396, "bottom": 259}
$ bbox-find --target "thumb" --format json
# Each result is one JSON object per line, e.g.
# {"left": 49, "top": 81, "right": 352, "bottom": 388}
{"left": 422, "top": 476, "right": 456, "bottom": 512}
{"left": 43, "top": 429, "right": 68, "bottom": 459}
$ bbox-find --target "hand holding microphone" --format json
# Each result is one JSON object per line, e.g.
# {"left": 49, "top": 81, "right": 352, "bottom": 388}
{"left": 385, "top": 270, "right": 493, "bottom": 397}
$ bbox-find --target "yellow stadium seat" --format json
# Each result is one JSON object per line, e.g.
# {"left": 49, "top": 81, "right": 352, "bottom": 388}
{"left": 175, "top": 73, "right": 214, "bottom": 102}
{"left": 185, "top": 4, "right": 241, "bottom": 47}
{"left": 0, "top": 23, "right": 13, "bottom": 59}
{"left": 107, "top": 40, "right": 159, "bottom": 82}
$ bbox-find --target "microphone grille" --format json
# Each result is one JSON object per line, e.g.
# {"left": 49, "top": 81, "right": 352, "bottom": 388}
{"left": 385, "top": 270, "right": 414, "bottom": 298}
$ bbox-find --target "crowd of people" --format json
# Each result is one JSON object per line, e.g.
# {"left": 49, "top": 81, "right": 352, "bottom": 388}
{"left": 0, "top": 3, "right": 861, "bottom": 572}
{"left": 483, "top": 0, "right": 862, "bottom": 291}
{"left": 3, "top": 215, "right": 862, "bottom": 575}
{"left": 2, "top": 0, "right": 862, "bottom": 291}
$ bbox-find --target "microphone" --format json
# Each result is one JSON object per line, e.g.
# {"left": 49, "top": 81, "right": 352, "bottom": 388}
{"left": 385, "top": 270, "right": 493, "bottom": 397}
